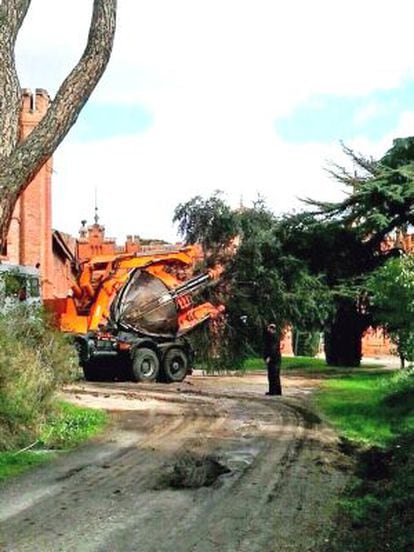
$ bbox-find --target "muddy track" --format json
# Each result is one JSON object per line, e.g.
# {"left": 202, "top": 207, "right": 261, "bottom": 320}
{"left": 0, "top": 376, "right": 351, "bottom": 552}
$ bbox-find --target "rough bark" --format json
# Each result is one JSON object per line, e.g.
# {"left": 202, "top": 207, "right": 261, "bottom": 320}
{"left": 0, "top": 1, "right": 30, "bottom": 158}
{"left": 324, "top": 300, "right": 368, "bottom": 367}
{"left": 0, "top": 0, "right": 117, "bottom": 246}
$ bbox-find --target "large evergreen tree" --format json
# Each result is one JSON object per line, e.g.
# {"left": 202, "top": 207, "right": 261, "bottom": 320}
{"left": 306, "top": 138, "right": 414, "bottom": 245}
{"left": 298, "top": 137, "right": 414, "bottom": 366}
{"left": 275, "top": 213, "right": 374, "bottom": 366}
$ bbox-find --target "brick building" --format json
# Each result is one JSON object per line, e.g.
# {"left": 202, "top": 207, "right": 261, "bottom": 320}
{"left": 76, "top": 214, "right": 179, "bottom": 264}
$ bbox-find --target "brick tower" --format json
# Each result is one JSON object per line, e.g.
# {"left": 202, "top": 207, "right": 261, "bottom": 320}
{"left": 6, "top": 89, "right": 54, "bottom": 299}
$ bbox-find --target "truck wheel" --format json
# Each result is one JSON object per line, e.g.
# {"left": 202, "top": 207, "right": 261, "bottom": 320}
{"left": 83, "top": 360, "right": 101, "bottom": 382}
{"left": 131, "top": 348, "right": 160, "bottom": 382}
{"left": 162, "top": 348, "right": 189, "bottom": 383}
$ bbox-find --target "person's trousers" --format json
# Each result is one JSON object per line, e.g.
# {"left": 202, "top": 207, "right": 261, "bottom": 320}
{"left": 267, "top": 360, "right": 282, "bottom": 395}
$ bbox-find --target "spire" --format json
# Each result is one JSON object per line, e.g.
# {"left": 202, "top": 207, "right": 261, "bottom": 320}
{"left": 79, "top": 219, "right": 87, "bottom": 238}
{"left": 94, "top": 188, "right": 99, "bottom": 225}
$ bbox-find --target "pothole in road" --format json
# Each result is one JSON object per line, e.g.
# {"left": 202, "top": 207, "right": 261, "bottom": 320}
{"left": 155, "top": 451, "right": 231, "bottom": 490}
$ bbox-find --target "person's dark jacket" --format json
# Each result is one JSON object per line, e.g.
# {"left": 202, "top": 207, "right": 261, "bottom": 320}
{"left": 263, "top": 330, "right": 281, "bottom": 363}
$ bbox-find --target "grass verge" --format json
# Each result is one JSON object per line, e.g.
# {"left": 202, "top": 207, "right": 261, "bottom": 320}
{"left": 243, "top": 355, "right": 384, "bottom": 373}
{"left": 0, "top": 401, "right": 108, "bottom": 482}
{"left": 0, "top": 451, "right": 52, "bottom": 480}
{"left": 39, "top": 401, "right": 108, "bottom": 449}
{"left": 314, "top": 369, "right": 414, "bottom": 552}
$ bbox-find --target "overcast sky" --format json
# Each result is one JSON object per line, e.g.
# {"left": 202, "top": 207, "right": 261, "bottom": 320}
{"left": 15, "top": 0, "right": 414, "bottom": 242}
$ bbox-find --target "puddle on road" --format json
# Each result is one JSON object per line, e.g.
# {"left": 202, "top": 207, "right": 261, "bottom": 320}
{"left": 221, "top": 444, "right": 262, "bottom": 471}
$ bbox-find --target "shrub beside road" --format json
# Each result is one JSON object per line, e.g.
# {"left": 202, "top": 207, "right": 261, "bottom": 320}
{"left": 0, "top": 306, "right": 108, "bottom": 480}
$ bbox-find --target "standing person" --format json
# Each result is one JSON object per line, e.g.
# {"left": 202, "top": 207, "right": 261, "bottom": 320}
{"left": 263, "top": 323, "right": 282, "bottom": 396}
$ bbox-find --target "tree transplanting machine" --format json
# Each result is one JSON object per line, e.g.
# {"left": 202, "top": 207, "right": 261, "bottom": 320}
{"left": 51, "top": 246, "right": 223, "bottom": 383}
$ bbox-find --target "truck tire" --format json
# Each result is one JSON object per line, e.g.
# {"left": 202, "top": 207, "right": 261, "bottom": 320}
{"left": 162, "top": 347, "right": 189, "bottom": 383}
{"left": 131, "top": 347, "right": 160, "bottom": 382}
{"left": 83, "top": 360, "right": 101, "bottom": 381}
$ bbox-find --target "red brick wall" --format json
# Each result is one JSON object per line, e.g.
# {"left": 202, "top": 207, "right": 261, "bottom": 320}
{"left": 6, "top": 89, "right": 54, "bottom": 299}
{"left": 362, "top": 326, "right": 395, "bottom": 357}
{"left": 52, "top": 232, "right": 77, "bottom": 298}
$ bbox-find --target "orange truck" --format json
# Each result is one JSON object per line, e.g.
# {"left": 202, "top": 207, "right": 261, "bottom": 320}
{"left": 49, "top": 246, "right": 223, "bottom": 383}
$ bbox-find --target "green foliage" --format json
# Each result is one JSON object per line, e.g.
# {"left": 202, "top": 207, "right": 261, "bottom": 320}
{"left": 175, "top": 138, "right": 414, "bottom": 369}
{"left": 238, "top": 196, "right": 275, "bottom": 238}
{"left": 277, "top": 212, "right": 376, "bottom": 285}
{"left": 306, "top": 138, "right": 414, "bottom": 247}
{"left": 231, "top": 216, "right": 331, "bottom": 360}
{"left": 190, "top": 321, "right": 244, "bottom": 373}
{"left": 175, "top": 194, "right": 332, "bottom": 367}
{"left": 39, "top": 401, "right": 107, "bottom": 449}
{"left": 0, "top": 305, "right": 79, "bottom": 450}
{"left": 173, "top": 192, "right": 240, "bottom": 262}
{"left": 366, "top": 255, "right": 414, "bottom": 366}
{"left": 273, "top": 212, "right": 377, "bottom": 366}
{"left": 335, "top": 437, "right": 414, "bottom": 552}
{"left": 292, "top": 330, "right": 321, "bottom": 357}
{"left": 0, "top": 269, "right": 26, "bottom": 296}
{"left": 296, "top": 137, "right": 414, "bottom": 366}
{"left": 339, "top": 493, "right": 384, "bottom": 526}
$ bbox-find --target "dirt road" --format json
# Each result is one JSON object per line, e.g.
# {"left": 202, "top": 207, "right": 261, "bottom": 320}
{"left": 0, "top": 372, "right": 351, "bottom": 551}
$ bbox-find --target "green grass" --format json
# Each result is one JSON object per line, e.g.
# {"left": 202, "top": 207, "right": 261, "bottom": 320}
{"left": 0, "top": 401, "right": 108, "bottom": 482}
{"left": 0, "top": 451, "right": 53, "bottom": 481}
{"left": 243, "top": 355, "right": 384, "bottom": 374}
{"left": 39, "top": 401, "right": 108, "bottom": 449}
{"left": 314, "top": 369, "right": 414, "bottom": 552}
{"left": 315, "top": 371, "right": 414, "bottom": 447}
{"left": 243, "top": 355, "right": 329, "bottom": 372}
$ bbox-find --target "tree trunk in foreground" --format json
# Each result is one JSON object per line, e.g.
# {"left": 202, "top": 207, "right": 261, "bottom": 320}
{"left": 0, "top": 0, "right": 117, "bottom": 247}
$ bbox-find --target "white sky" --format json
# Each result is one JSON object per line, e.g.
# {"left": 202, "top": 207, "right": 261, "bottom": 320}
{"left": 15, "top": 0, "right": 414, "bottom": 242}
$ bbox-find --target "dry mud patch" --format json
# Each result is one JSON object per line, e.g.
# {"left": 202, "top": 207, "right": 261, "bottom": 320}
{"left": 0, "top": 372, "right": 352, "bottom": 551}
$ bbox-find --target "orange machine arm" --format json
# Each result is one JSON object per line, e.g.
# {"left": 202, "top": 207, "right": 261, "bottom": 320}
{"left": 57, "top": 245, "right": 223, "bottom": 335}
{"left": 86, "top": 249, "right": 201, "bottom": 331}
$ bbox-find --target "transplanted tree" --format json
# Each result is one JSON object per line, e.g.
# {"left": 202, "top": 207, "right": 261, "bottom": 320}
{"left": 225, "top": 215, "right": 331, "bottom": 363}
{"left": 0, "top": 0, "right": 117, "bottom": 247}
{"left": 174, "top": 192, "right": 240, "bottom": 265}
{"left": 367, "top": 255, "right": 414, "bottom": 368}
{"left": 174, "top": 195, "right": 331, "bottom": 366}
